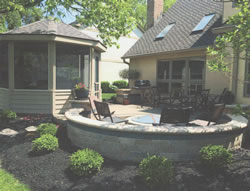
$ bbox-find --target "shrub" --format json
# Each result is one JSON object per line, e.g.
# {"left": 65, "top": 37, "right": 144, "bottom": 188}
{"left": 112, "top": 80, "right": 128, "bottom": 89}
{"left": 32, "top": 134, "right": 59, "bottom": 152}
{"left": 0, "top": 110, "right": 17, "bottom": 122}
{"left": 108, "top": 84, "right": 118, "bottom": 93}
{"left": 37, "top": 123, "right": 57, "bottom": 136}
{"left": 200, "top": 145, "right": 232, "bottom": 169}
{"left": 101, "top": 81, "right": 111, "bottom": 93}
{"left": 139, "top": 155, "right": 174, "bottom": 188}
{"left": 69, "top": 149, "right": 104, "bottom": 176}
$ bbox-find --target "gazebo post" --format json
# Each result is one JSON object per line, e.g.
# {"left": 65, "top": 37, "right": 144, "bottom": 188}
{"left": 48, "top": 42, "right": 56, "bottom": 114}
{"left": 89, "top": 47, "right": 95, "bottom": 97}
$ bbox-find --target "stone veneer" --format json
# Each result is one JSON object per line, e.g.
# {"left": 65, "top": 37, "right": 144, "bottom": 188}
{"left": 65, "top": 108, "right": 248, "bottom": 162}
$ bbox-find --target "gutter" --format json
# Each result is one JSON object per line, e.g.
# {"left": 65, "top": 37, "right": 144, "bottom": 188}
{"left": 212, "top": 24, "right": 234, "bottom": 34}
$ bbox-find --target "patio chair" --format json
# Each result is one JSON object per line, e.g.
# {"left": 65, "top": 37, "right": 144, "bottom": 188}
{"left": 188, "top": 104, "right": 225, "bottom": 126}
{"left": 209, "top": 88, "right": 228, "bottom": 104}
{"left": 94, "top": 100, "right": 128, "bottom": 123}
{"left": 88, "top": 95, "right": 99, "bottom": 120}
{"left": 153, "top": 106, "right": 192, "bottom": 126}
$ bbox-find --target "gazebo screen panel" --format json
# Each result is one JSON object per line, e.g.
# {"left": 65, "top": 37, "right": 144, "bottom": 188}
{"left": 56, "top": 43, "right": 90, "bottom": 90}
{"left": 14, "top": 42, "right": 48, "bottom": 89}
{"left": 0, "top": 42, "right": 9, "bottom": 88}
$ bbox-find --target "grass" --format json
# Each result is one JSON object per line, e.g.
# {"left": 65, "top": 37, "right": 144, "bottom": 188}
{"left": 102, "top": 93, "right": 116, "bottom": 100}
{"left": 0, "top": 168, "right": 30, "bottom": 191}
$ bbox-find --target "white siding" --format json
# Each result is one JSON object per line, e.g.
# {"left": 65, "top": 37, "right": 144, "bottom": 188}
{"left": 81, "top": 27, "right": 142, "bottom": 83}
{"left": 0, "top": 88, "right": 9, "bottom": 109}
{"left": 55, "top": 90, "right": 72, "bottom": 114}
{"left": 9, "top": 90, "right": 52, "bottom": 114}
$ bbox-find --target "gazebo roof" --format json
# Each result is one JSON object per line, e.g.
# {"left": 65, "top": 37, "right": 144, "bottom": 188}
{"left": 3, "top": 19, "right": 96, "bottom": 41}
{"left": 0, "top": 19, "right": 106, "bottom": 52}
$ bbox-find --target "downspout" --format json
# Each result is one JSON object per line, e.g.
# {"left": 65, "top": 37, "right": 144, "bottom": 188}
{"left": 123, "top": 58, "right": 130, "bottom": 65}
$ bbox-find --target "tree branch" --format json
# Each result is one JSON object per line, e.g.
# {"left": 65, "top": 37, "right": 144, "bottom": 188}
{"left": 0, "top": 0, "right": 43, "bottom": 14}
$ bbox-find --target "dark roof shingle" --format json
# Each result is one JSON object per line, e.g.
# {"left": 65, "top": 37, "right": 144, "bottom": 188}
{"left": 123, "top": 0, "right": 223, "bottom": 58}
{"left": 2, "top": 19, "right": 97, "bottom": 42}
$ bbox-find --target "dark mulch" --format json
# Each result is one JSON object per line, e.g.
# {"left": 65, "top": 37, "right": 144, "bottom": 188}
{"left": 1, "top": 115, "right": 250, "bottom": 191}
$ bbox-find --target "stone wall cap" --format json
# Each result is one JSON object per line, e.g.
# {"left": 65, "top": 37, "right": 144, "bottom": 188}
{"left": 65, "top": 108, "right": 248, "bottom": 135}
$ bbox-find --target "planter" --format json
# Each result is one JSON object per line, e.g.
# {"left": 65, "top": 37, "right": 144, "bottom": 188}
{"left": 74, "top": 89, "right": 89, "bottom": 99}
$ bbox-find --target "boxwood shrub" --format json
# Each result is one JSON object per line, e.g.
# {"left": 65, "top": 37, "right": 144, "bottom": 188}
{"left": 69, "top": 149, "right": 104, "bottom": 176}
{"left": 37, "top": 123, "right": 57, "bottom": 136}
{"left": 32, "top": 134, "right": 59, "bottom": 152}
{"left": 139, "top": 155, "right": 174, "bottom": 188}
{"left": 0, "top": 110, "right": 17, "bottom": 122}
{"left": 101, "top": 81, "right": 110, "bottom": 93}
{"left": 112, "top": 80, "right": 128, "bottom": 89}
{"left": 200, "top": 144, "right": 232, "bottom": 169}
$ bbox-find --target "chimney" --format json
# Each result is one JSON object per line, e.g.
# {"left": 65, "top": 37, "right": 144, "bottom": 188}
{"left": 147, "top": 0, "right": 164, "bottom": 29}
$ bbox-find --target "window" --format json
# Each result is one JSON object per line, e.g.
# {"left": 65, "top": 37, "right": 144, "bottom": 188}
{"left": 172, "top": 60, "right": 185, "bottom": 79}
{"left": 155, "top": 23, "right": 175, "bottom": 40}
{"left": 244, "top": 51, "right": 250, "bottom": 96}
{"left": 192, "top": 14, "right": 215, "bottom": 32}
{"left": 56, "top": 44, "right": 90, "bottom": 89}
{"left": 157, "top": 61, "right": 170, "bottom": 79}
{"left": 14, "top": 43, "right": 48, "bottom": 89}
{"left": 0, "top": 42, "right": 8, "bottom": 88}
{"left": 189, "top": 60, "right": 204, "bottom": 80}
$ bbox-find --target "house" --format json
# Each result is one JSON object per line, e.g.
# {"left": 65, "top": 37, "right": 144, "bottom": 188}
{"left": 74, "top": 25, "right": 143, "bottom": 83}
{"left": 123, "top": 0, "right": 249, "bottom": 104}
{"left": 0, "top": 19, "right": 106, "bottom": 114}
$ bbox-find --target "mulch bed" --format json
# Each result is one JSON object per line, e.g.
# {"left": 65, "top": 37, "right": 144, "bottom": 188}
{"left": 0, "top": 114, "right": 250, "bottom": 191}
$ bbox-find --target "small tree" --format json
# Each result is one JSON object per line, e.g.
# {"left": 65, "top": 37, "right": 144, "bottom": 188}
{"left": 119, "top": 69, "right": 140, "bottom": 80}
{"left": 207, "top": 0, "right": 250, "bottom": 72}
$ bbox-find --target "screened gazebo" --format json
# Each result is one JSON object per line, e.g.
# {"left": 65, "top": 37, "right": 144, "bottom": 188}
{"left": 0, "top": 20, "right": 106, "bottom": 114}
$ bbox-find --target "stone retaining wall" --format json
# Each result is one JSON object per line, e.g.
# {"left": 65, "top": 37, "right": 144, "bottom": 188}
{"left": 65, "top": 109, "right": 248, "bottom": 162}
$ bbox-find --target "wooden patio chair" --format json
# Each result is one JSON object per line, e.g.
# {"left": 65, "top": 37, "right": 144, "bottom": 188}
{"left": 88, "top": 95, "right": 99, "bottom": 120}
{"left": 153, "top": 106, "right": 192, "bottom": 126}
{"left": 209, "top": 88, "right": 228, "bottom": 104}
{"left": 188, "top": 104, "right": 225, "bottom": 126}
{"left": 94, "top": 100, "right": 128, "bottom": 123}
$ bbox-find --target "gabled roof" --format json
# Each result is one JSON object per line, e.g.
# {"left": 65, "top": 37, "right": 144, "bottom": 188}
{"left": 2, "top": 19, "right": 97, "bottom": 42}
{"left": 123, "top": 0, "right": 223, "bottom": 58}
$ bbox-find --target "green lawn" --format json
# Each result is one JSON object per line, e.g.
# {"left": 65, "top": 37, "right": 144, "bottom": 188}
{"left": 102, "top": 93, "right": 116, "bottom": 100}
{"left": 0, "top": 168, "right": 30, "bottom": 191}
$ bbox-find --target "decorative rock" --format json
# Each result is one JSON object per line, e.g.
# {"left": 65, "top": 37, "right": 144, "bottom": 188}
{"left": 25, "top": 126, "right": 37, "bottom": 132}
{"left": 0, "top": 128, "right": 18, "bottom": 137}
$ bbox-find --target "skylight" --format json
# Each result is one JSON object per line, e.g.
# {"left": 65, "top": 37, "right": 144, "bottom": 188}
{"left": 155, "top": 23, "right": 175, "bottom": 40}
{"left": 192, "top": 14, "right": 215, "bottom": 32}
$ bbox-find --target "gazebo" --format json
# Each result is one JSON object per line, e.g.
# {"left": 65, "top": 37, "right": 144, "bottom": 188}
{"left": 0, "top": 20, "right": 106, "bottom": 114}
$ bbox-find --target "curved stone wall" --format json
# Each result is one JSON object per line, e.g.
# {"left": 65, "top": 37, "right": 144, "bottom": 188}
{"left": 65, "top": 108, "right": 248, "bottom": 162}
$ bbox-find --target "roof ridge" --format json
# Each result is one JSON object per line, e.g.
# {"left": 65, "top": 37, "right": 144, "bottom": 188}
{"left": 4, "top": 19, "right": 48, "bottom": 34}
{"left": 63, "top": 22, "right": 96, "bottom": 40}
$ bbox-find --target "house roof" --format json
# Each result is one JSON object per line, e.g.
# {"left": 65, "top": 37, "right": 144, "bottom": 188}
{"left": 1, "top": 19, "right": 98, "bottom": 42}
{"left": 123, "top": 0, "right": 223, "bottom": 58}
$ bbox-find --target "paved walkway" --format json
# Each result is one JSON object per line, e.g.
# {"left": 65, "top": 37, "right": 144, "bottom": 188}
{"left": 108, "top": 104, "right": 161, "bottom": 118}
